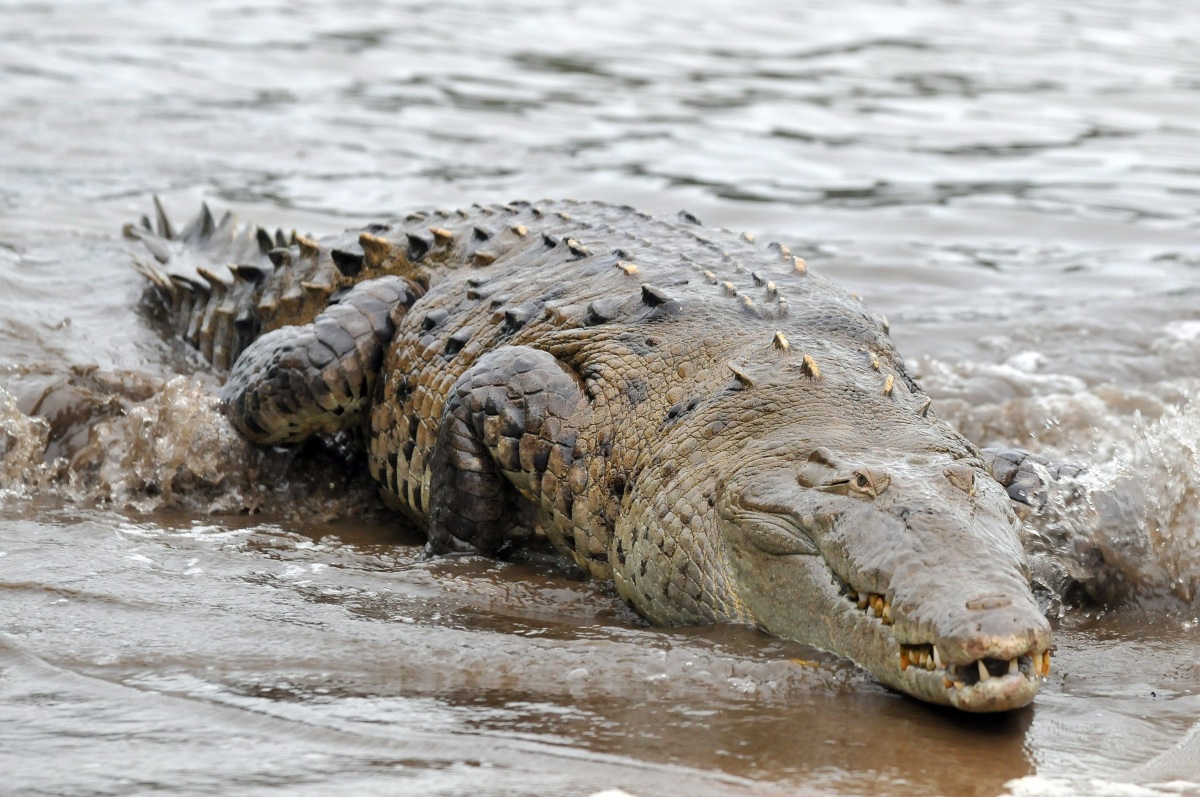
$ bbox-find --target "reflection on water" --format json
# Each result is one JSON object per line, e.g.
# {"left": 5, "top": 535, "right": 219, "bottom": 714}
{"left": 1, "top": 0, "right": 1199, "bottom": 795}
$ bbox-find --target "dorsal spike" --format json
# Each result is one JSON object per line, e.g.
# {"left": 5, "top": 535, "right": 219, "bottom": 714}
{"left": 793, "top": 256, "right": 808, "bottom": 275}
{"left": 255, "top": 227, "right": 274, "bottom": 254}
{"left": 126, "top": 225, "right": 172, "bottom": 263}
{"left": 197, "top": 266, "right": 228, "bottom": 290}
{"left": 640, "top": 284, "right": 670, "bottom": 307}
{"left": 168, "top": 273, "right": 199, "bottom": 293}
{"left": 301, "top": 280, "right": 332, "bottom": 297}
{"left": 230, "top": 263, "right": 271, "bottom": 282}
{"left": 541, "top": 233, "right": 557, "bottom": 249}
{"left": 177, "top": 203, "right": 204, "bottom": 243}
{"left": 295, "top": 234, "right": 320, "bottom": 259}
{"left": 502, "top": 305, "right": 533, "bottom": 333}
{"left": 566, "top": 239, "right": 591, "bottom": 259}
{"left": 677, "top": 209, "right": 702, "bottom": 226}
{"left": 152, "top": 196, "right": 174, "bottom": 239}
{"left": 331, "top": 248, "right": 365, "bottom": 277}
{"left": 727, "top": 363, "right": 754, "bottom": 388}
{"left": 421, "top": 309, "right": 449, "bottom": 331}
{"left": 213, "top": 210, "right": 235, "bottom": 242}
{"left": 406, "top": 232, "right": 433, "bottom": 262}
{"left": 772, "top": 331, "right": 789, "bottom": 352}
{"left": 429, "top": 227, "right": 455, "bottom": 246}
{"left": 267, "top": 247, "right": 292, "bottom": 268}
{"left": 584, "top": 297, "right": 622, "bottom": 326}
{"left": 801, "top": 355, "right": 821, "bottom": 379}
{"left": 472, "top": 250, "right": 498, "bottom": 267}
{"left": 274, "top": 229, "right": 288, "bottom": 249}
{"left": 359, "top": 232, "right": 393, "bottom": 268}
{"left": 473, "top": 226, "right": 493, "bottom": 242}
{"left": 197, "top": 203, "right": 216, "bottom": 241}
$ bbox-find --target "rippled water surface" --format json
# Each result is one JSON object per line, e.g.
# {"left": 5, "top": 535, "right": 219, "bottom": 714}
{"left": 2, "top": 1, "right": 1199, "bottom": 795}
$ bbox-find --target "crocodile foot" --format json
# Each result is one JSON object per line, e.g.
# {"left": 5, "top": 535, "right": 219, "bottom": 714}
{"left": 981, "top": 447, "right": 1086, "bottom": 517}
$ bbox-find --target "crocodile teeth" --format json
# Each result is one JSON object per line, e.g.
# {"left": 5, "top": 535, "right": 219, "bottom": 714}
{"left": 1009, "top": 658, "right": 1019, "bottom": 676}
{"left": 977, "top": 660, "right": 990, "bottom": 682}
{"left": 932, "top": 646, "right": 942, "bottom": 670}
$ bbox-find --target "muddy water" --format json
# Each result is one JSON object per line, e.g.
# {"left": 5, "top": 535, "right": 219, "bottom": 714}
{"left": 1, "top": 1, "right": 1199, "bottom": 795}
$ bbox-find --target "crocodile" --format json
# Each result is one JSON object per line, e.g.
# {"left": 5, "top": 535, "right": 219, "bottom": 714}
{"left": 126, "top": 197, "right": 1052, "bottom": 712}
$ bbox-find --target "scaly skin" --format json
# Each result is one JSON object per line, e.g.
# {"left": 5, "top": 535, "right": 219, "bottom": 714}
{"left": 128, "top": 198, "right": 1052, "bottom": 712}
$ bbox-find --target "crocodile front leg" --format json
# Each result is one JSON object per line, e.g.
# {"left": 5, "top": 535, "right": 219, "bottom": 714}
{"left": 426, "top": 346, "right": 593, "bottom": 558}
{"left": 220, "top": 276, "right": 419, "bottom": 444}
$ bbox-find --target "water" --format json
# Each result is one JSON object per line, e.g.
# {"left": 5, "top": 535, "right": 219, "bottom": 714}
{"left": 1, "top": 0, "right": 1199, "bottom": 794}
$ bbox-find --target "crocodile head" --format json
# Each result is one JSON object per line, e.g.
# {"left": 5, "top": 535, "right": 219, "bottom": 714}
{"left": 718, "top": 440, "right": 1051, "bottom": 711}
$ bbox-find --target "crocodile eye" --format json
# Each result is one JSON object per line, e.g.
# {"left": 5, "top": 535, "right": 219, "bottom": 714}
{"left": 850, "top": 469, "right": 889, "bottom": 497}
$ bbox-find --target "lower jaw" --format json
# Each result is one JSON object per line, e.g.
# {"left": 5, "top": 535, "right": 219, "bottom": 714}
{"left": 945, "top": 670, "right": 1040, "bottom": 712}
{"left": 883, "top": 664, "right": 1041, "bottom": 712}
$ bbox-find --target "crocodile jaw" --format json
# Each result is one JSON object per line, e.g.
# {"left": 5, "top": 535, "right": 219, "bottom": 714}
{"left": 728, "top": 546, "right": 1050, "bottom": 712}
{"left": 820, "top": 562, "right": 1049, "bottom": 712}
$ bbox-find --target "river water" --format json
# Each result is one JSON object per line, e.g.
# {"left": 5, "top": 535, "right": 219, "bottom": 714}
{"left": 1, "top": 1, "right": 1199, "bottom": 795}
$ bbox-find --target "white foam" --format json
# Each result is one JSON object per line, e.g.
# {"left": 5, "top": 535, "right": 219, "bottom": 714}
{"left": 1003, "top": 775, "right": 1200, "bottom": 797}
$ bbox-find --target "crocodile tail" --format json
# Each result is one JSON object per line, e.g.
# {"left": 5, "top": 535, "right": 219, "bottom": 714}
{"left": 125, "top": 198, "right": 341, "bottom": 370}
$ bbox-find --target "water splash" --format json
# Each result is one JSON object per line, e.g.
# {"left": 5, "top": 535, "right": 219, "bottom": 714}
{"left": 1, "top": 374, "right": 387, "bottom": 522}
{"left": 0, "top": 386, "right": 52, "bottom": 493}
{"left": 1026, "top": 398, "right": 1200, "bottom": 612}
